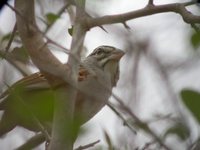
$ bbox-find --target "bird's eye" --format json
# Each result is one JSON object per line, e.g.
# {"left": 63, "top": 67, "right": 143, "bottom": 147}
{"left": 96, "top": 50, "right": 104, "bottom": 55}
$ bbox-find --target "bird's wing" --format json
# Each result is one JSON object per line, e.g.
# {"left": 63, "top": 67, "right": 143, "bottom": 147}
{"left": 0, "top": 66, "right": 90, "bottom": 99}
{"left": 14, "top": 72, "right": 50, "bottom": 90}
{"left": 0, "top": 72, "right": 50, "bottom": 99}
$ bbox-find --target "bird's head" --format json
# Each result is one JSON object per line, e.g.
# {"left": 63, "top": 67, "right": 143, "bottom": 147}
{"left": 84, "top": 45, "right": 124, "bottom": 86}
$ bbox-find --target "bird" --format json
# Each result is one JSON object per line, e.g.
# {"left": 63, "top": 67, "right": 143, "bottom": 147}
{"left": 0, "top": 46, "right": 124, "bottom": 141}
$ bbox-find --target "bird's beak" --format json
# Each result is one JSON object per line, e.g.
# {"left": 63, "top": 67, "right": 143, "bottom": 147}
{"left": 110, "top": 49, "right": 125, "bottom": 60}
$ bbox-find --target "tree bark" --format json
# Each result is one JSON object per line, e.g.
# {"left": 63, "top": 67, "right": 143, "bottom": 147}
{"left": 14, "top": 0, "right": 82, "bottom": 149}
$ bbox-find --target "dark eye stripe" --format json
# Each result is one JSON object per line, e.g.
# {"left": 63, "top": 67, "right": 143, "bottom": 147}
{"left": 96, "top": 50, "right": 104, "bottom": 55}
{"left": 90, "top": 48, "right": 104, "bottom": 56}
{"left": 89, "top": 46, "right": 115, "bottom": 57}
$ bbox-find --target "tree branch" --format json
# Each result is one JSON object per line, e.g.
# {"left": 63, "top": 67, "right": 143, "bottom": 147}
{"left": 148, "top": 0, "right": 154, "bottom": 6}
{"left": 14, "top": 0, "right": 83, "bottom": 150}
{"left": 108, "top": 102, "right": 137, "bottom": 134}
{"left": 74, "top": 140, "right": 100, "bottom": 150}
{"left": 13, "top": 1, "right": 72, "bottom": 84}
{"left": 86, "top": 1, "right": 199, "bottom": 28}
{"left": 111, "top": 93, "right": 171, "bottom": 150}
{"left": 0, "top": 50, "right": 30, "bottom": 76}
{"left": 49, "top": 0, "right": 87, "bottom": 149}
{"left": 16, "top": 133, "right": 45, "bottom": 150}
{"left": 10, "top": 1, "right": 196, "bottom": 150}
{"left": 96, "top": 79, "right": 171, "bottom": 149}
{"left": 5, "top": 23, "right": 17, "bottom": 52}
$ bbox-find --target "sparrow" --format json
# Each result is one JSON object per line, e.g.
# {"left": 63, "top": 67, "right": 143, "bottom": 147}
{"left": 0, "top": 45, "right": 124, "bottom": 144}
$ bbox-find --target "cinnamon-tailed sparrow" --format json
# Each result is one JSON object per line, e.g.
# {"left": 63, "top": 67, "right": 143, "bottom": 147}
{"left": 0, "top": 45, "right": 124, "bottom": 138}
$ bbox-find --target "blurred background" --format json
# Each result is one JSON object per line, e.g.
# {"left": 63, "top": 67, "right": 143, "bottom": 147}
{"left": 0, "top": 0, "right": 200, "bottom": 149}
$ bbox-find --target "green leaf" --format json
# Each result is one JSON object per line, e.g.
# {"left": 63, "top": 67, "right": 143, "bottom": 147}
{"left": 191, "top": 31, "right": 200, "bottom": 49}
{"left": 164, "top": 122, "right": 190, "bottom": 141}
{"left": 181, "top": 89, "right": 200, "bottom": 122}
{"left": 46, "top": 13, "right": 60, "bottom": 25}
{"left": 68, "top": 26, "right": 73, "bottom": 36}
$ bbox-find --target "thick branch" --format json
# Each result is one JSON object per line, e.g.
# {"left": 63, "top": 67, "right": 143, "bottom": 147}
{"left": 87, "top": 2, "right": 199, "bottom": 28}
{"left": 14, "top": 0, "right": 72, "bottom": 84}
{"left": 49, "top": 0, "right": 87, "bottom": 149}
{"left": 14, "top": 0, "right": 80, "bottom": 150}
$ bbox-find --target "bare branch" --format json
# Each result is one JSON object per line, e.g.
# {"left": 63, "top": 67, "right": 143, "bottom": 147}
{"left": 16, "top": 133, "right": 45, "bottom": 150}
{"left": 141, "top": 140, "right": 157, "bottom": 150}
{"left": 44, "top": 3, "right": 70, "bottom": 34}
{"left": 148, "top": 0, "right": 154, "bottom": 6}
{"left": 12, "top": 1, "right": 72, "bottom": 85}
{"left": 6, "top": 3, "right": 89, "bottom": 89}
{"left": 49, "top": 0, "right": 87, "bottom": 149}
{"left": 74, "top": 140, "right": 100, "bottom": 150}
{"left": 87, "top": 2, "right": 199, "bottom": 28}
{"left": 5, "top": 23, "right": 17, "bottom": 52}
{"left": 5, "top": 1, "right": 196, "bottom": 150}
{"left": 191, "top": 23, "right": 200, "bottom": 32}
{"left": 122, "top": 22, "right": 131, "bottom": 29}
{"left": 143, "top": 48, "right": 188, "bottom": 131}
{"left": 108, "top": 102, "right": 137, "bottom": 134}
{"left": 111, "top": 93, "right": 171, "bottom": 150}
{"left": 92, "top": 76, "right": 171, "bottom": 150}
{"left": 99, "top": 25, "right": 108, "bottom": 33}
{"left": 0, "top": 50, "right": 30, "bottom": 76}
{"left": 13, "top": 1, "right": 84, "bottom": 150}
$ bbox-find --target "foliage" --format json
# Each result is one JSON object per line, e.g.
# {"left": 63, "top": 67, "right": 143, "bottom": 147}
{"left": 68, "top": 26, "right": 73, "bottom": 36}
{"left": 191, "top": 31, "right": 200, "bottom": 49}
{"left": 46, "top": 12, "right": 60, "bottom": 25}
{"left": 181, "top": 89, "right": 200, "bottom": 123}
{"left": 163, "top": 121, "right": 190, "bottom": 141}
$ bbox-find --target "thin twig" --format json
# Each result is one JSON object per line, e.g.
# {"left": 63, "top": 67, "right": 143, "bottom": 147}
{"left": 95, "top": 79, "right": 171, "bottom": 149}
{"left": 4, "top": 1, "right": 193, "bottom": 150}
{"left": 44, "top": 3, "right": 70, "bottom": 34}
{"left": 74, "top": 140, "right": 100, "bottom": 150}
{"left": 184, "top": 0, "right": 198, "bottom": 6}
{"left": 16, "top": 133, "right": 45, "bottom": 150}
{"left": 148, "top": 0, "right": 154, "bottom": 6}
{"left": 5, "top": 23, "right": 17, "bottom": 53}
{"left": 6, "top": 3, "right": 91, "bottom": 74}
{"left": 141, "top": 140, "right": 156, "bottom": 150}
{"left": 143, "top": 49, "right": 194, "bottom": 148}
{"left": 122, "top": 22, "right": 131, "bottom": 29}
{"left": 191, "top": 23, "right": 200, "bottom": 32}
{"left": 108, "top": 102, "right": 137, "bottom": 134}
{"left": 110, "top": 93, "right": 171, "bottom": 150}
{"left": 145, "top": 114, "right": 173, "bottom": 124}
{"left": 0, "top": 50, "right": 29, "bottom": 76}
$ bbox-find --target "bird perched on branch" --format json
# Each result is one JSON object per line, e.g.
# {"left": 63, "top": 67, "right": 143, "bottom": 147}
{"left": 0, "top": 46, "right": 124, "bottom": 141}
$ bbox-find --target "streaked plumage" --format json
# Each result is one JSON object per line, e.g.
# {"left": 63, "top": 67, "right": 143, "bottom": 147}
{"left": 0, "top": 46, "right": 124, "bottom": 145}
